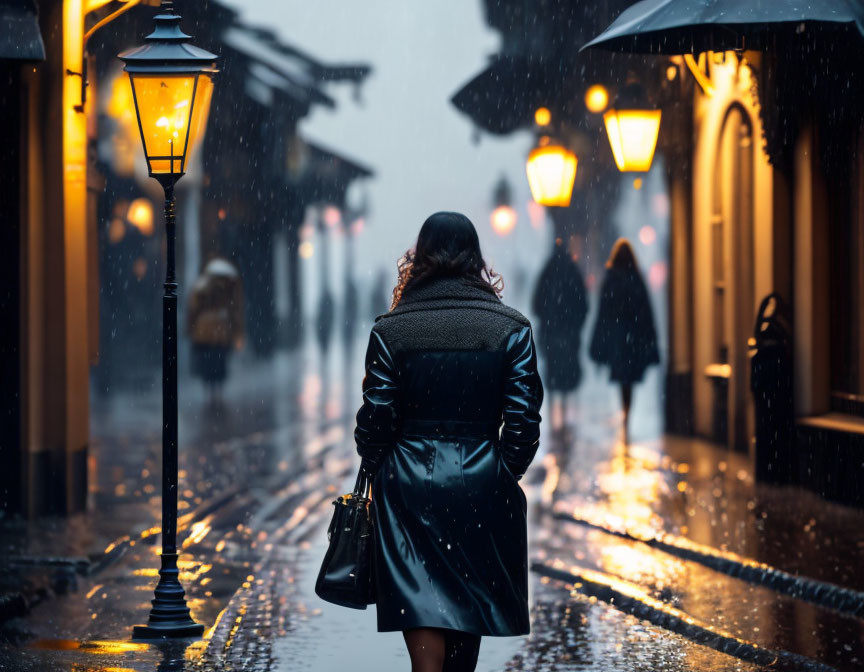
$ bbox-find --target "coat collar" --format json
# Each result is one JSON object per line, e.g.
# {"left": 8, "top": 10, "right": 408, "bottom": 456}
{"left": 398, "top": 277, "right": 501, "bottom": 306}
{"left": 379, "top": 277, "right": 529, "bottom": 326}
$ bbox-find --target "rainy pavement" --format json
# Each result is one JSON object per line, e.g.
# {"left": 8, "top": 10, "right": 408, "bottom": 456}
{"left": 1, "top": 340, "right": 864, "bottom": 671}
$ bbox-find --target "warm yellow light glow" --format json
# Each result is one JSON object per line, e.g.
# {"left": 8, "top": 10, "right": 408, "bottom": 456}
{"left": 603, "top": 108, "right": 661, "bottom": 173}
{"left": 490, "top": 205, "right": 517, "bottom": 236}
{"left": 129, "top": 72, "right": 214, "bottom": 174}
{"left": 299, "top": 241, "right": 314, "bottom": 259}
{"left": 126, "top": 198, "right": 153, "bottom": 235}
{"left": 534, "top": 107, "right": 551, "bottom": 126}
{"left": 526, "top": 143, "right": 578, "bottom": 207}
{"left": 584, "top": 84, "right": 609, "bottom": 114}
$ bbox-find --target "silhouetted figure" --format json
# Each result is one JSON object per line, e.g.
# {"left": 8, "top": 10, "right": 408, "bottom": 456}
{"left": 316, "top": 289, "right": 335, "bottom": 353}
{"left": 532, "top": 242, "right": 588, "bottom": 427}
{"left": 186, "top": 257, "right": 245, "bottom": 402}
{"left": 368, "top": 268, "right": 390, "bottom": 318}
{"left": 590, "top": 239, "right": 659, "bottom": 443}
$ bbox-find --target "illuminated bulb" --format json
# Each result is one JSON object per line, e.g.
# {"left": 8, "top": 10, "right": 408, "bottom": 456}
{"left": 299, "top": 241, "right": 314, "bottom": 259}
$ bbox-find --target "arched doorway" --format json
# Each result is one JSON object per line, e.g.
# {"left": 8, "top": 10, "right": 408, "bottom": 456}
{"left": 708, "top": 105, "right": 755, "bottom": 452}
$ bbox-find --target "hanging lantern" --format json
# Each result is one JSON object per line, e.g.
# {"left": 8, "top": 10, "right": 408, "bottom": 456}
{"left": 490, "top": 176, "right": 517, "bottom": 236}
{"left": 603, "top": 83, "right": 661, "bottom": 173}
{"left": 526, "top": 138, "right": 578, "bottom": 207}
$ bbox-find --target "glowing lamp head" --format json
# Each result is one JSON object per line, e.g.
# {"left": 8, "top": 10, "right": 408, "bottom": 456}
{"left": 119, "top": 5, "right": 217, "bottom": 180}
{"left": 526, "top": 140, "right": 578, "bottom": 208}
{"left": 603, "top": 83, "right": 661, "bottom": 173}
{"left": 584, "top": 84, "right": 609, "bottom": 114}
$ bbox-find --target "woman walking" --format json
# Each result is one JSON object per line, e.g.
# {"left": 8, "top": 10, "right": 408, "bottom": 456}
{"left": 589, "top": 239, "right": 659, "bottom": 443}
{"left": 355, "top": 212, "right": 544, "bottom": 672}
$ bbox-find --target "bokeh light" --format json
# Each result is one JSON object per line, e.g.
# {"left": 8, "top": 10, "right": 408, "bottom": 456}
{"left": 490, "top": 205, "right": 517, "bottom": 236}
{"left": 534, "top": 107, "right": 551, "bottom": 126}
{"left": 639, "top": 225, "right": 656, "bottom": 246}
{"left": 299, "top": 241, "right": 314, "bottom": 259}
{"left": 584, "top": 84, "right": 609, "bottom": 113}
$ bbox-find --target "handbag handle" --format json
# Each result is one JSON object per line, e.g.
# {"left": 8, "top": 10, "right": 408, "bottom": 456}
{"left": 352, "top": 469, "right": 372, "bottom": 499}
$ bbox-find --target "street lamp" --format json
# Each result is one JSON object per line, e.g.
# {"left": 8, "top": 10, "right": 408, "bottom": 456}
{"left": 603, "top": 83, "right": 661, "bottom": 173}
{"left": 526, "top": 137, "right": 578, "bottom": 208}
{"left": 490, "top": 176, "right": 517, "bottom": 236}
{"left": 119, "top": 0, "right": 217, "bottom": 640}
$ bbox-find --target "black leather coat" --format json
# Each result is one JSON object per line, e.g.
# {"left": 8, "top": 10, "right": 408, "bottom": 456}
{"left": 355, "top": 278, "right": 543, "bottom": 636}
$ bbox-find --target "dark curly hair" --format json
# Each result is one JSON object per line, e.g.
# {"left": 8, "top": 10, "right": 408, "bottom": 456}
{"left": 391, "top": 211, "right": 503, "bottom": 309}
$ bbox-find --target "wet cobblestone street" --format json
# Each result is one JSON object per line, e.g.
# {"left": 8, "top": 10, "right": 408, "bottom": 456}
{"left": 1, "top": 343, "right": 863, "bottom": 671}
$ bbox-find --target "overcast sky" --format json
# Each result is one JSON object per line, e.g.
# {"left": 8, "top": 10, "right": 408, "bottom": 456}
{"left": 221, "top": 0, "right": 549, "bottom": 311}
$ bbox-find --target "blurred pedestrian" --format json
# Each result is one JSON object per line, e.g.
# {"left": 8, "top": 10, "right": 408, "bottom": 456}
{"left": 531, "top": 240, "right": 588, "bottom": 429}
{"left": 186, "top": 257, "right": 245, "bottom": 402}
{"left": 353, "top": 212, "right": 543, "bottom": 671}
{"left": 368, "top": 267, "right": 390, "bottom": 319}
{"left": 589, "top": 239, "right": 659, "bottom": 443}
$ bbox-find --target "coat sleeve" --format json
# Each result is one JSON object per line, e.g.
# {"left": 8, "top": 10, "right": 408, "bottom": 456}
{"left": 354, "top": 327, "right": 400, "bottom": 476}
{"left": 500, "top": 325, "right": 544, "bottom": 480}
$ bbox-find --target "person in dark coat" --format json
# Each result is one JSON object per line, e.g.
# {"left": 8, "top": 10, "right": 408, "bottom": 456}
{"left": 354, "top": 212, "right": 544, "bottom": 672}
{"left": 589, "top": 238, "right": 659, "bottom": 443}
{"left": 531, "top": 240, "right": 588, "bottom": 428}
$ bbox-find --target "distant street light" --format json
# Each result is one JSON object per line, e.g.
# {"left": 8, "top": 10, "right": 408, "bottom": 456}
{"left": 490, "top": 176, "right": 517, "bottom": 236}
{"left": 127, "top": 198, "right": 154, "bottom": 236}
{"left": 526, "top": 137, "right": 578, "bottom": 207}
{"left": 603, "top": 83, "right": 661, "bottom": 173}
{"left": 584, "top": 84, "right": 609, "bottom": 114}
{"left": 119, "top": 0, "right": 217, "bottom": 640}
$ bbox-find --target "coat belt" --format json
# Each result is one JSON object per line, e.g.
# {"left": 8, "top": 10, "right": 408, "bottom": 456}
{"left": 401, "top": 418, "right": 501, "bottom": 439}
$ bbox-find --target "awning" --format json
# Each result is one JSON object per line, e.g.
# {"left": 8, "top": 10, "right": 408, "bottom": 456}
{"left": 0, "top": 0, "right": 45, "bottom": 61}
{"left": 583, "top": 0, "right": 864, "bottom": 54}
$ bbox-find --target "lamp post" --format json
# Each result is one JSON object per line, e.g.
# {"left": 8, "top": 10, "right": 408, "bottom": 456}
{"left": 119, "top": 0, "right": 217, "bottom": 639}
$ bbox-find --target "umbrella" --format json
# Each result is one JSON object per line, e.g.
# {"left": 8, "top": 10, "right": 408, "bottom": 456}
{"left": 582, "top": 0, "right": 864, "bottom": 54}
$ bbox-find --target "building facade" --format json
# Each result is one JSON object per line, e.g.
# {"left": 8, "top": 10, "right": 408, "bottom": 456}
{"left": 1, "top": 0, "right": 372, "bottom": 516}
{"left": 451, "top": 0, "right": 864, "bottom": 507}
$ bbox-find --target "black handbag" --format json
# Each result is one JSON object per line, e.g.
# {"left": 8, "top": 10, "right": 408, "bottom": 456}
{"left": 314, "top": 469, "right": 376, "bottom": 609}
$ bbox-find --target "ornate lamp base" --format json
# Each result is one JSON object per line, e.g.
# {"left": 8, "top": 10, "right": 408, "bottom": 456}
{"left": 132, "top": 552, "right": 204, "bottom": 640}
